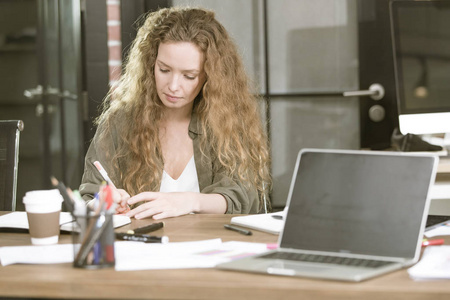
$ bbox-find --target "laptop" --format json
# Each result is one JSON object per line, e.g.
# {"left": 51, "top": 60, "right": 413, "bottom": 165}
{"left": 426, "top": 184, "right": 450, "bottom": 231}
{"left": 217, "top": 148, "right": 438, "bottom": 282}
{"left": 426, "top": 215, "right": 450, "bottom": 231}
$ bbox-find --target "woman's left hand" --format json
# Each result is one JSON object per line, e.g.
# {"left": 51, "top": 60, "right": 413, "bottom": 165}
{"left": 125, "top": 192, "right": 197, "bottom": 220}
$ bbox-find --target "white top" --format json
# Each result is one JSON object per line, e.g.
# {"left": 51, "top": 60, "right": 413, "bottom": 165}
{"left": 159, "top": 156, "right": 200, "bottom": 193}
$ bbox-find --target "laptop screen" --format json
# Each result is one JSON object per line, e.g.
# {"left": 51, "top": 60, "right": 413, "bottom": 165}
{"left": 281, "top": 150, "right": 436, "bottom": 258}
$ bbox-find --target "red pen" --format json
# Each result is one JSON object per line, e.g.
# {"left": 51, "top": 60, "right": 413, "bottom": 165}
{"left": 422, "top": 239, "right": 444, "bottom": 247}
{"left": 103, "top": 183, "right": 114, "bottom": 210}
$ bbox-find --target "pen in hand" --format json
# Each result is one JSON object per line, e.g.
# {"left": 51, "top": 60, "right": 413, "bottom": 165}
{"left": 224, "top": 224, "right": 252, "bottom": 236}
{"left": 93, "top": 160, "right": 130, "bottom": 213}
{"left": 93, "top": 161, "right": 116, "bottom": 188}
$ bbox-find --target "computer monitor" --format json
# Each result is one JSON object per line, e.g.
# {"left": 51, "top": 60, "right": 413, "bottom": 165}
{"left": 390, "top": 0, "right": 450, "bottom": 138}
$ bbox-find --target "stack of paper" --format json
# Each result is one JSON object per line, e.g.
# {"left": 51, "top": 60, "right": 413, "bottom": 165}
{"left": 424, "top": 223, "right": 450, "bottom": 238}
{"left": 0, "top": 211, "right": 130, "bottom": 232}
{"left": 0, "top": 244, "right": 74, "bottom": 266}
{"left": 0, "top": 239, "right": 270, "bottom": 270}
{"left": 115, "top": 239, "right": 269, "bottom": 271}
{"left": 408, "top": 246, "right": 450, "bottom": 280}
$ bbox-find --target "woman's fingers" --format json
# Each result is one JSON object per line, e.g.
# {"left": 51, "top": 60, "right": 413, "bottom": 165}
{"left": 113, "top": 188, "right": 131, "bottom": 214}
{"left": 126, "top": 201, "right": 161, "bottom": 219}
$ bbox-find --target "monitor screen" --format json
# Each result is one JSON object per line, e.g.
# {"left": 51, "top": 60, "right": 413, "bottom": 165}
{"left": 390, "top": 0, "right": 450, "bottom": 135}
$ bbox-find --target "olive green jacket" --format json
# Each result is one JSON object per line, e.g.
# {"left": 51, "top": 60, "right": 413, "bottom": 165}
{"left": 79, "top": 111, "right": 260, "bottom": 214}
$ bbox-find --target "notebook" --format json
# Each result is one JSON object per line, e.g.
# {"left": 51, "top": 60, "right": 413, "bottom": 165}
{"left": 230, "top": 210, "right": 285, "bottom": 235}
{"left": 217, "top": 148, "right": 438, "bottom": 282}
{"left": 0, "top": 211, "right": 131, "bottom": 232}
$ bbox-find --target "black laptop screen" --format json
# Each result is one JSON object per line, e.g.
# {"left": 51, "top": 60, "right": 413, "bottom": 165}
{"left": 280, "top": 150, "right": 436, "bottom": 258}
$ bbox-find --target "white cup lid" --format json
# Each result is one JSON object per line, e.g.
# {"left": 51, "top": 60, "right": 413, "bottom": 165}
{"left": 23, "top": 189, "right": 63, "bottom": 213}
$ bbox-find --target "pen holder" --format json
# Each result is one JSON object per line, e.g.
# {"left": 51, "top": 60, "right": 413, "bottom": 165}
{"left": 72, "top": 212, "right": 115, "bottom": 269}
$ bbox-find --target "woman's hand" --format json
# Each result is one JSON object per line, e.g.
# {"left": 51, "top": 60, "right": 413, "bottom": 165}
{"left": 125, "top": 192, "right": 196, "bottom": 220}
{"left": 125, "top": 192, "right": 227, "bottom": 220}
{"left": 113, "top": 188, "right": 131, "bottom": 214}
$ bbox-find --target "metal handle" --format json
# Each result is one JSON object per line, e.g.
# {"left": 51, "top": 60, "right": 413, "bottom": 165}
{"left": 343, "top": 83, "right": 385, "bottom": 100}
{"left": 24, "top": 85, "right": 77, "bottom": 100}
{"left": 24, "top": 85, "right": 43, "bottom": 100}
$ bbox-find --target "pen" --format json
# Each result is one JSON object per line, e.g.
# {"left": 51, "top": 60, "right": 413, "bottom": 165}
{"left": 74, "top": 191, "right": 106, "bottom": 266}
{"left": 224, "top": 224, "right": 252, "bottom": 236}
{"left": 74, "top": 213, "right": 111, "bottom": 267}
{"left": 127, "top": 222, "right": 164, "bottom": 234}
{"left": 116, "top": 233, "right": 169, "bottom": 244}
{"left": 422, "top": 238, "right": 444, "bottom": 247}
{"left": 103, "top": 182, "right": 114, "bottom": 210}
{"left": 94, "top": 160, "right": 131, "bottom": 213}
{"left": 93, "top": 161, "right": 117, "bottom": 188}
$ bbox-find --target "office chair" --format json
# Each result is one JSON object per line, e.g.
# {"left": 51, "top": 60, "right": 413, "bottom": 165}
{"left": 0, "top": 120, "right": 24, "bottom": 211}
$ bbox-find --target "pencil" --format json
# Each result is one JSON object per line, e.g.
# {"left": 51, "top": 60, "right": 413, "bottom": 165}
{"left": 50, "top": 176, "right": 75, "bottom": 215}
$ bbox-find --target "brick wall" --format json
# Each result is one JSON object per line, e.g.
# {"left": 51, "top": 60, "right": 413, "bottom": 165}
{"left": 106, "top": 0, "right": 121, "bottom": 87}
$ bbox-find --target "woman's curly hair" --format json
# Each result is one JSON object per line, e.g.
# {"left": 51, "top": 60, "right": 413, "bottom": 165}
{"left": 96, "top": 6, "right": 271, "bottom": 210}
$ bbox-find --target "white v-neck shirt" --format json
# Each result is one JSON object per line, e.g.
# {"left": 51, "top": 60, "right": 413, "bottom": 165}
{"left": 159, "top": 156, "right": 200, "bottom": 193}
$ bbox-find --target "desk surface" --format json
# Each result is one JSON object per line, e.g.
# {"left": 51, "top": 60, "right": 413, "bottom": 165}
{"left": 438, "top": 156, "right": 450, "bottom": 171}
{"left": 0, "top": 212, "right": 449, "bottom": 300}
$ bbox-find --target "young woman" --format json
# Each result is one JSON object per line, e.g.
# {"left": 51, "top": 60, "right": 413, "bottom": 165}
{"left": 79, "top": 7, "right": 271, "bottom": 220}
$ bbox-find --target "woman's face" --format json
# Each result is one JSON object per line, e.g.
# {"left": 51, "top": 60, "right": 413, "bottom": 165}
{"left": 155, "top": 42, "right": 206, "bottom": 115}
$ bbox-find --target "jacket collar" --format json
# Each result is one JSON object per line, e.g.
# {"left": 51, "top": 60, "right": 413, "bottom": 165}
{"left": 188, "top": 100, "right": 202, "bottom": 138}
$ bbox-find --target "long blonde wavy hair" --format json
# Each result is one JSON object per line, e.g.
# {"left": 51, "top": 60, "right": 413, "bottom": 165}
{"left": 96, "top": 7, "right": 271, "bottom": 210}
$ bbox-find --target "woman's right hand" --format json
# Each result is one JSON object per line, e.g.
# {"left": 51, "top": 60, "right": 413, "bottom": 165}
{"left": 113, "top": 188, "right": 131, "bottom": 214}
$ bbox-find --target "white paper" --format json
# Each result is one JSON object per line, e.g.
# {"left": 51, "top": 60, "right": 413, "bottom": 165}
{"left": 424, "top": 224, "right": 450, "bottom": 238}
{"left": 0, "top": 244, "right": 74, "bottom": 266}
{"left": 0, "top": 211, "right": 130, "bottom": 232}
{"left": 430, "top": 183, "right": 450, "bottom": 200}
{"left": 408, "top": 246, "right": 450, "bottom": 280}
{"left": 114, "top": 239, "right": 269, "bottom": 271}
{"left": 59, "top": 214, "right": 131, "bottom": 232}
{"left": 114, "top": 238, "right": 223, "bottom": 271}
{"left": 0, "top": 211, "right": 74, "bottom": 229}
{"left": 0, "top": 212, "right": 30, "bottom": 229}
{"left": 193, "top": 241, "right": 269, "bottom": 262}
{"left": 0, "top": 239, "right": 269, "bottom": 270}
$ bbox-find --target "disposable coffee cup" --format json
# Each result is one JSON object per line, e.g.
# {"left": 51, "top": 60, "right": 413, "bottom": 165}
{"left": 23, "top": 189, "right": 63, "bottom": 245}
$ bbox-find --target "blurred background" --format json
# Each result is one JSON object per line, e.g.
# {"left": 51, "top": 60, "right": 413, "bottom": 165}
{"left": 1, "top": 0, "right": 444, "bottom": 211}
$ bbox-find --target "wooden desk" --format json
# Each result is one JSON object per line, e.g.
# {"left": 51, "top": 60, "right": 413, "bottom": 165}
{"left": 437, "top": 156, "right": 450, "bottom": 181}
{"left": 0, "top": 212, "right": 449, "bottom": 300}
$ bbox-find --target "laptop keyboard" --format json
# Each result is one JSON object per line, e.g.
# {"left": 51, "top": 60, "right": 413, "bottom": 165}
{"left": 260, "top": 252, "right": 396, "bottom": 269}
{"left": 426, "top": 215, "right": 450, "bottom": 228}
